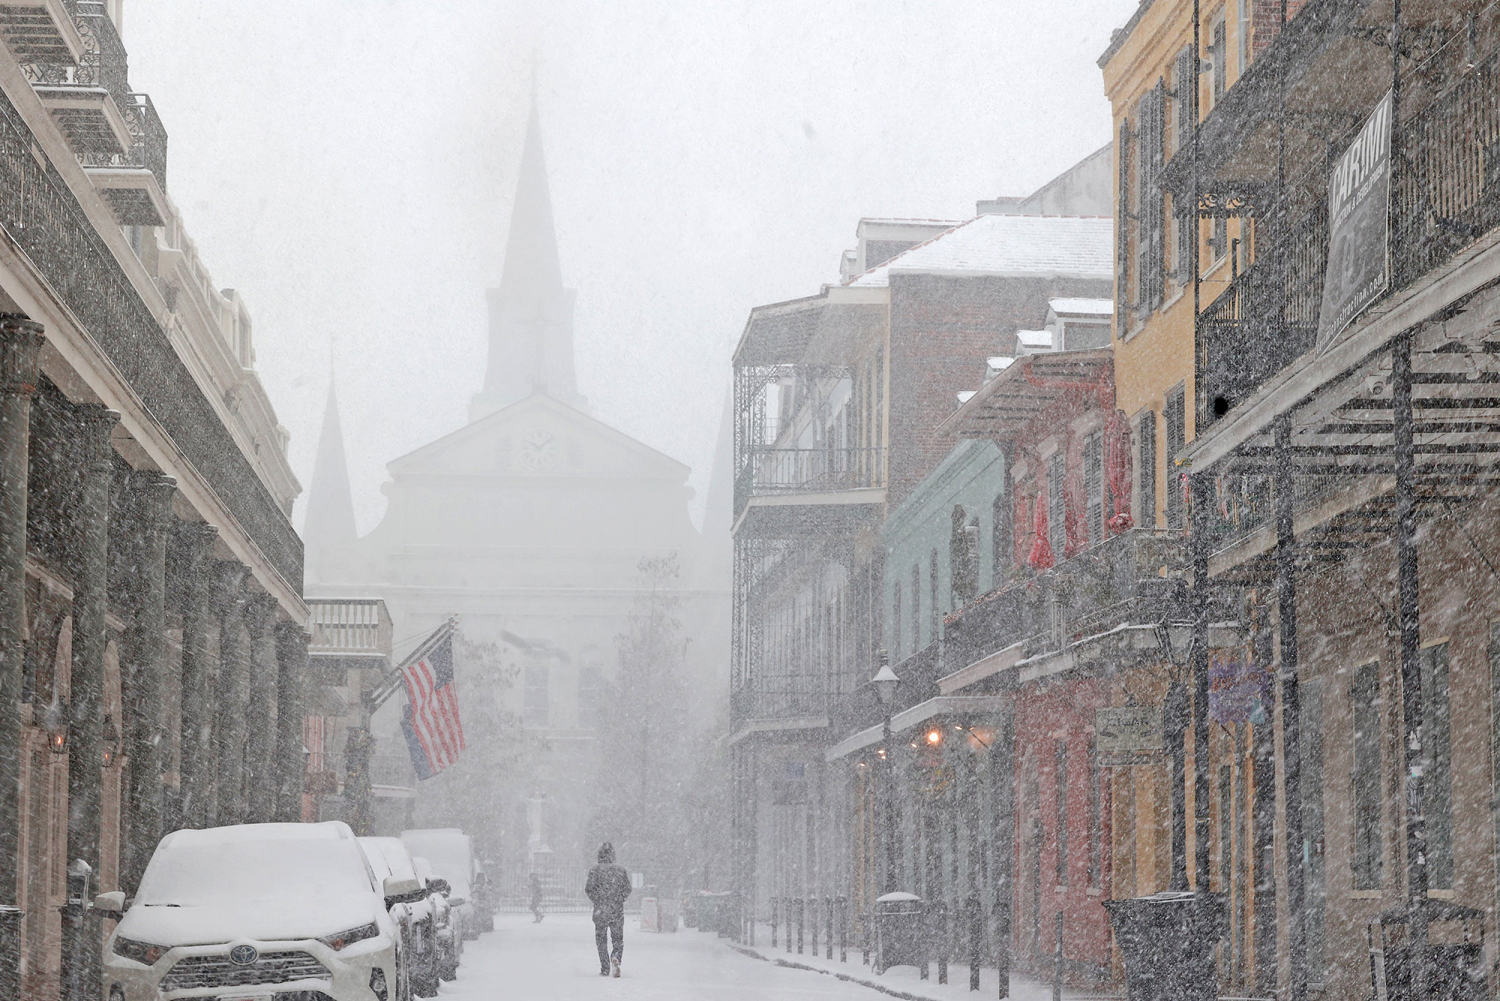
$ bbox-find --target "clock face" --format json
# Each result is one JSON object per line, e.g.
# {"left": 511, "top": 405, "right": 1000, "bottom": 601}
{"left": 520, "top": 427, "right": 558, "bottom": 473}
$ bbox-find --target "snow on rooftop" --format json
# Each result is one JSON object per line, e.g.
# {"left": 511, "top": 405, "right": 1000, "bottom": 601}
{"left": 1049, "top": 296, "right": 1113, "bottom": 316}
{"left": 1016, "top": 329, "right": 1054, "bottom": 349}
{"left": 848, "top": 215, "right": 1113, "bottom": 288}
{"left": 957, "top": 390, "right": 977, "bottom": 404}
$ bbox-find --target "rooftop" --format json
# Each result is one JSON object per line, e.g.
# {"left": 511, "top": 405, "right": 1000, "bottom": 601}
{"left": 1049, "top": 296, "right": 1113, "bottom": 317}
{"left": 846, "top": 214, "right": 1114, "bottom": 288}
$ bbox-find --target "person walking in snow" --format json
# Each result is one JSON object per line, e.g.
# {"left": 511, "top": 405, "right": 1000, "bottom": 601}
{"left": 584, "top": 842, "right": 631, "bottom": 977}
{"left": 529, "top": 872, "right": 545, "bottom": 923}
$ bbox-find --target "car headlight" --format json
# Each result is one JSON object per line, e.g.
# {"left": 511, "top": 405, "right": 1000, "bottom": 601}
{"left": 111, "top": 936, "right": 166, "bottom": 965}
{"left": 318, "top": 922, "right": 381, "bottom": 951}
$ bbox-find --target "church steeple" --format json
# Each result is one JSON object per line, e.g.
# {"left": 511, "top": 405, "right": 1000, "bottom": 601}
{"left": 470, "top": 90, "right": 587, "bottom": 422}
{"left": 303, "top": 375, "right": 358, "bottom": 586}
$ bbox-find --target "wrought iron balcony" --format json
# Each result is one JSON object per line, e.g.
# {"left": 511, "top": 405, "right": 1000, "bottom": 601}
{"left": 942, "top": 530, "right": 1188, "bottom": 675}
{"left": 24, "top": 1, "right": 131, "bottom": 155}
{"left": 1193, "top": 6, "right": 1500, "bottom": 433}
{"left": 84, "top": 91, "right": 168, "bottom": 225}
{"left": 733, "top": 445, "right": 886, "bottom": 519}
{"left": 0, "top": 0, "right": 84, "bottom": 66}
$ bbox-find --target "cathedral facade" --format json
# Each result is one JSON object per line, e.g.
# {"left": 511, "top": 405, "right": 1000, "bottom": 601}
{"left": 303, "top": 97, "right": 729, "bottom": 884}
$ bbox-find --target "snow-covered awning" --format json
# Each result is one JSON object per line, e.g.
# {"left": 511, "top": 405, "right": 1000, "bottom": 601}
{"left": 823, "top": 695, "right": 1007, "bottom": 762}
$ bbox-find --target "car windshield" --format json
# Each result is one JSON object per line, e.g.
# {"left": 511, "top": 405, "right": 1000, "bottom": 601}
{"left": 136, "top": 840, "right": 374, "bottom": 907}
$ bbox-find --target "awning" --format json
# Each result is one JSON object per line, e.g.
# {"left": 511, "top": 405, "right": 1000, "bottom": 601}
{"left": 940, "top": 348, "right": 1113, "bottom": 440}
{"left": 824, "top": 695, "right": 1007, "bottom": 762}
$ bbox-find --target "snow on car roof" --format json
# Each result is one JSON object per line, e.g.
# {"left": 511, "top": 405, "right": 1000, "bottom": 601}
{"left": 160, "top": 821, "right": 354, "bottom": 849}
{"left": 846, "top": 214, "right": 1113, "bottom": 287}
{"left": 360, "top": 836, "right": 419, "bottom": 880}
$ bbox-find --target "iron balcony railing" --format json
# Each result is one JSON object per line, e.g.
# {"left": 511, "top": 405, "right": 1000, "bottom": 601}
{"left": 730, "top": 685, "right": 831, "bottom": 726}
{"left": 942, "top": 529, "right": 1188, "bottom": 676}
{"left": 1197, "top": 28, "right": 1500, "bottom": 432}
{"left": 733, "top": 445, "right": 885, "bottom": 516}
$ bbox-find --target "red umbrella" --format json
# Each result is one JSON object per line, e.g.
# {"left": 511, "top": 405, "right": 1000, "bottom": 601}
{"left": 1105, "top": 410, "right": 1134, "bottom": 533}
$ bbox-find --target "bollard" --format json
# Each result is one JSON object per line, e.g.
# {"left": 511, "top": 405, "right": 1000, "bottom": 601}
{"left": 810, "top": 896, "right": 818, "bottom": 955}
{"left": 826, "top": 895, "right": 834, "bottom": 960}
{"left": 771, "top": 896, "right": 778, "bottom": 948}
{"left": 937, "top": 900, "right": 948, "bottom": 985}
{"left": 1052, "top": 909, "right": 1063, "bottom": 1001}
{"left": 967, "top": 895, "right": 982, "bottom": 992}
{"left": 796, "top": 896, "right": 805, "bottom": 954}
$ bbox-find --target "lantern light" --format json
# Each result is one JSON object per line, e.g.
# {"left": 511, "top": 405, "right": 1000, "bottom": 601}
{"left": 44, "top": 697, "right": 67, "bottom": 755}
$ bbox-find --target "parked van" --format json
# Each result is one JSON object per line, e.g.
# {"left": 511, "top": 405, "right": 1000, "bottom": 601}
{"left": 400, "top": 828, "right": 487, "bottom": 940}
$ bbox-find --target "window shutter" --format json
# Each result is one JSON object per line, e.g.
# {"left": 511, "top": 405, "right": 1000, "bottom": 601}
{"left": 1048, "top": 455, "right": 1065, "bottom": 560}
{"left": 1146, "top": 81, "right": 1167, "bottom": 310}
{"left": 1174, "top": 47, "right": 1194, "bottom": 152}
{"left": 1084, "top": 432, "right": 1103, "bottom": 545}
{"left": 1117, "top": 119, "right": 1132, "bottom": 326}
{"left": 1138, "top": 411, "right": 1157, "bottom": 531}
{"left": 1165, "top": 388, "right": 1186, "bottom": 531}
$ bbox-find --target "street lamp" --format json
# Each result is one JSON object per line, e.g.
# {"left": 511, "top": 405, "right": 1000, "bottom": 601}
{"left": 870, "top": 652, "right": 900, "bottom": 893}
{"left": 43, "top": 697, "right": 68, "bottom": 756}
{"left": 100, "top": 715, "right": 120, "bottom": 769}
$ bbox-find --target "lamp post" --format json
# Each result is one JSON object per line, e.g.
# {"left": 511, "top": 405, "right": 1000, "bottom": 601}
{"left": 871, "top": 652, "right": 900, "bottom": 894}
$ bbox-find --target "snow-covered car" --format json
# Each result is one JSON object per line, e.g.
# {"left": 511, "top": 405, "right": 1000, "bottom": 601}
{"left": 400, "top": 828, "right": 480, "bottom": 940}
{"left": 412, "top": 855, "right": 459, "bottom": 982}
{"left": 98, "top": 821, "right": 417, "bottom": 1001}
{"left": 361, "top": 836, "right": 439, "bottom": 998}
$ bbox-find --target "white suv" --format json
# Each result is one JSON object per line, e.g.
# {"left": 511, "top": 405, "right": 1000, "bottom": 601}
{"left": 99, "top": 821, "right": 415, "bottom": 1001}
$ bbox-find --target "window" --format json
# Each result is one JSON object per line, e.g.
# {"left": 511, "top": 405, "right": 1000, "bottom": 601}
{"left": 929, "top": 551, "right": 940, "bottom": 640}
{"left": 1048, "top": 454, "right": 1065, "bottom": 561}
{"left": 1422, "top": 643, "right": 1453, "bottom": 889}
{"left": 524, "top": 661, "right": 551, "bottom": 727}
{"left": 1138, "top": 410, "right": 1158, "bottom": 530}
{"left": 1055, "top": 742, "right": 1068, "bottom": 885}
{"left": 1218, "top": 764, "right": 1233, "bottom": 892}
{"left": 1172, "top": 47, "right": 1194, "bottom": 156}
{"left": 1175, "top": 199, "right": 1195, "bottom": 285}
{"left": 992, "top": 488, "right": 1012, "bottom": 588}
{"left": 911, "top": 564, "right": 921, "bottom": 652}
{"left": 1237, "top": 0, "right": 1252, "bottom": 72}
{"left": 1165, "top": 388, "right": 1186, "bottom": 532}
{"left": 892, "top": 582, "right": 903, "bottom": 660}
{"left": 1116, "top": 119, "right": 1133, "bottom": 325}
{"left": 1084, "top": 431, "right": 1103, "bottom": 546}
{"left": 576, "top": 664, "right": 601, "bottom": 726}
{"left": 951, "top": 506, "right": 978, "bottom": 604}
{"left": 1209, "top": 215, "right": 1229, "bottom": 265}
{"left": 1302, "top": 677, "right": 1327, "bottom": 983}
{"left": 1352, "top": 660, "right": 1382, "bottom": 890}
{"left": 1134, "top": 82, "right": 1167, "bottom": 315}
{"left": 1087, "top": 741, "right": 1102, "bottom": 887}
{"left": 1208, "top": 12, "right": 1228, "bottom": 107}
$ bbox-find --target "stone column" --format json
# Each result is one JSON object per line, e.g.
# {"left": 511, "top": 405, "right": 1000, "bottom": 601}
{"left": 122, "top": 472, "right": 174, "bottom": 888}
{"left": 63, "top": 402, "right": 117, "bottom": 1001}
{"left": 174, "top": 522, "right": 218, "bottom": 829}
{"left": 214, "top": 563, "right": 252, "bottom": 825}
{"left": 0, "top": 316, "right": 43, "bottom": 1000}
{"left": 274, "top": 622, "right": 309, "bottom": 822}
{"left": 242, "top": 595, "right": 279, "bottom": 822}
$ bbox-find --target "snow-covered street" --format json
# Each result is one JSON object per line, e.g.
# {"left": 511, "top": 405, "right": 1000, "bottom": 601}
{"left": 437, "top": 913, "right": 888, "bottom": 1000}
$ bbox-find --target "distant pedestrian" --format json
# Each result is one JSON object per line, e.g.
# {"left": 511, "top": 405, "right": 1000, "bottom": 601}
{"left": 529, "top": 872, "right": 545, "bottom": 923}
{"left": 584, "top": 842, "right": 631, "bottom": 977}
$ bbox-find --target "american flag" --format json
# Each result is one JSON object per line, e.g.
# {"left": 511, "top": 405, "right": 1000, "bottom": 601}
{"left": 398, "top": 623, "right": 465, "bottom": 780}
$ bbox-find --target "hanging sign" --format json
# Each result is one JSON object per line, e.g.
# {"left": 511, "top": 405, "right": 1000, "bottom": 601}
{"left": 1097, "top": 706, "right": 1162, "bottom": 761}
{"left": 1208, "top": 646, "right": 1271, "bottom": 724}
{"left": 1317, "top": 90, "right": 1393, "bottom": 352}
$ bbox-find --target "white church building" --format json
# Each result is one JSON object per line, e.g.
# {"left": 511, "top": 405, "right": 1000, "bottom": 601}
{"left": 302, "top": 96, "right": 731, "bottom": 885}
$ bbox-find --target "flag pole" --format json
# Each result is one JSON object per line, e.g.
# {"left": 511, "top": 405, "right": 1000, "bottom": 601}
{"left": 366, "top": 615, "right": 460, "bottom": 712}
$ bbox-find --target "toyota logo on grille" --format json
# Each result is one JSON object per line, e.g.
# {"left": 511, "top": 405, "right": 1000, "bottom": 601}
{"left": 229, "top": 945, "right": 258, "bottom": 966}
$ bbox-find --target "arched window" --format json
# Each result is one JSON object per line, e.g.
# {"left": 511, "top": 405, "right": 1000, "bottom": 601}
{"left": 991, "top": 488, "right": 1012, "bottom": 588}
{"left": 951, "top": 505, "right": 978, "bottom": 604}
{"left": 524, "top": 661, "right": 550, "bottom": 727}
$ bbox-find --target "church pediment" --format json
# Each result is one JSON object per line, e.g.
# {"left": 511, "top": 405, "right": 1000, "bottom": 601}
{"left": 386, "top": 393, "right": 690, "bottom": 484}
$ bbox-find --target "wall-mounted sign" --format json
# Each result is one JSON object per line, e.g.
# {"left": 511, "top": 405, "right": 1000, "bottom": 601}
{"left": 1097, "top": 706, "right": 1162, "bottom": 760}
{"left": 1208, "top": 646, "right": 1271, "bottom": 724}
{"left": 1317, "top": 90, "right": 1393, "bottom": 352}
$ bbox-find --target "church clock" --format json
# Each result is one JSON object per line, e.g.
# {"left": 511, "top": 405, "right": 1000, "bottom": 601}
{"left": 520, "top": 427, "right": 558, "bottom": 473}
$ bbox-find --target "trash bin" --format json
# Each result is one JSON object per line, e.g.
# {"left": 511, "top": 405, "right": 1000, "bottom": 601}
{"left": 1368, "top": 901, "right": 1487, "bottom": 1001}
{"left": 1103, "top": 891, "right": 1224, "bottom": 1001}
{"left": 874, "top": 892, "right": 926, "bottom": 974}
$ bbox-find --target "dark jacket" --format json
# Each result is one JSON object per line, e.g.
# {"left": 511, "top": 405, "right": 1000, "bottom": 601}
{"left": 584, "top": 862, "right": 632, "bottom": 923}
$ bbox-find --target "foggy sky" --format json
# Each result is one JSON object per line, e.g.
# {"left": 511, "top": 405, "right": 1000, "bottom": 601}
{"left": 122, "top": 0, "right": 1136, "bottom": 536}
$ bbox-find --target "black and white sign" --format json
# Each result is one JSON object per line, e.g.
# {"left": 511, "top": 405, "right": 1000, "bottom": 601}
{"left": 1317, "top": 90, "right": 1393, "bottom": 351}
